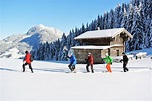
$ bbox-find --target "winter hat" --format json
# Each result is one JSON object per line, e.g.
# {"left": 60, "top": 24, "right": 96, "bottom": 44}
{"left": 25, "top": 51, "right": 28, "bottom": 54}
{"left": 105, "top": 53, "right": 108, "bottom": 56}
{"left": 69, "top": 54, "right": 72, "bottom": 57}
{"left": 88, "top": 53, "right": 91, "bottom": 55}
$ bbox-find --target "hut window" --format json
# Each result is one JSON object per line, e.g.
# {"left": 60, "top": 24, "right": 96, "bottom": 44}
{"left": 116, "top": 50, "right": 119, "bottom": 56}
{"left": 108, "top": 48, "right": 110, "bottom": 56}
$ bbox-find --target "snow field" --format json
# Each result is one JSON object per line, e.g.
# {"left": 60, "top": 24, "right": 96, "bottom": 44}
{"left": 0, "top": 57, "right": 152, "bottom": 101}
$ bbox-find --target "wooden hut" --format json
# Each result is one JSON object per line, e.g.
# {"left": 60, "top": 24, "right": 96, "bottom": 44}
{"left": 72, "top": 28, "right": 133, "bottom": 64}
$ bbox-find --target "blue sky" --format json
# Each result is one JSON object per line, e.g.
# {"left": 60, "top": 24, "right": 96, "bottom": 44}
{"left": 0, "top": 0, "right": 130, "bottom": 39}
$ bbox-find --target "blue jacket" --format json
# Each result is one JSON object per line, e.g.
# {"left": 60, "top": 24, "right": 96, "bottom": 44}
{"left": 69, "top": 55, "right": 77, "bottom": 65}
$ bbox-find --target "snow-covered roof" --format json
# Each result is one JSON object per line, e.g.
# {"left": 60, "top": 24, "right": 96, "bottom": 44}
{"left": 75, "top": 28, "right": 133, "bottom": 39}
{"left": 112, "top": 44, "right": 124, "bottom": 47}
{"left": 71, "top": 45, "right": 113, "bottom": 50}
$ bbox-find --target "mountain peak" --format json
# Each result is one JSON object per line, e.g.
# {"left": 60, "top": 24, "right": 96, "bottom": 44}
{"left": 0, "top": 24, "right": 63, "bottom": 58}
{"left": 26, "top": 24, "right": 47, "bottom": 35}
{"left": 26, "top": 24, "right": 63, "bottom": 36}
{"left": 36, "top": 24, "right": 51, "bottom": 30}
{"left": 37, "top": 24, "right": 46, "bottom": 29}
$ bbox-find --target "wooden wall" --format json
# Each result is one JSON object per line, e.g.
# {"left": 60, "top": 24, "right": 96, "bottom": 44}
{"left": 73, "top": 49, "right": 103, "bottom": 64}
{"left": 79, "top": 38, "right": 110, "bottom": 45}
{"left": 73, "top": 46, "right": 124, "bottom": 64}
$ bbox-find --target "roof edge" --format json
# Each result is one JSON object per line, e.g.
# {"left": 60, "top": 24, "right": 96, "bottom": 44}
{"left": 112, "top": 28, "right": 133, "bottom": 38}
{"left": 71, "top": 45, "right": 113, "bottom": 50}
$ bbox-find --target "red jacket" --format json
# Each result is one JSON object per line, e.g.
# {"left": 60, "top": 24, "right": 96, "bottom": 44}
{"left": 88, "top": 55, "right": 94, "bottom": 65}
{"left": 24, "top": 53, "right": 32, "bottom": 64}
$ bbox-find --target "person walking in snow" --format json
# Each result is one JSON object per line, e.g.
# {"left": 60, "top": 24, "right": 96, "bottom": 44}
{"left": 86, "top": 53, "right": 94, "bottom": 73}
{"left": 121, "top": 52, "right": 129, "bottom": 72}
{"left": 22, "top": 51, "right": 34, "bottom": 73}
{"left": 103, "top": 53, "right": 113, "bottom": 73}
{"left": 68, "top": 54, "right": 77, "bottom": 73}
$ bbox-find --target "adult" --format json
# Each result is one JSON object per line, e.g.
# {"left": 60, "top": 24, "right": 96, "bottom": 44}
{"left": 122, "top": 52, "right": 129, "bottom": 72}
{"left": 86, "top": 53, "right": 94, "bottom": 73}
{"left": 68, "top": 54, "right": 77, "bottom": 73}
{"left": 22, "top": 51, "right": 34, "bottom": 73}
{"left": 103, "top": 53, "right": 113, "bottom": 72}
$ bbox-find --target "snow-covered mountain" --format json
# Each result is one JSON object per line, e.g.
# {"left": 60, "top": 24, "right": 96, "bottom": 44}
{"left": 0, "top": 24, "right": 63, "bottom": 58}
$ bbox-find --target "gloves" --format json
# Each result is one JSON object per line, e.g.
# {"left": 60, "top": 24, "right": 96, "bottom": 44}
{"left": 120, "top": 59, "right": 123, "bottom": 63}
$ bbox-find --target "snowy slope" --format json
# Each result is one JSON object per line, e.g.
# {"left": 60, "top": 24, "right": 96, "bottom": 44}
{"left": 0, "top": 55, "right": 152, "bottom": 101}
{"left": 24, "top": 24, "right": 63, "bottom": 45}
{"left": 0, "top": 24, "right": 63, "bottom": 58}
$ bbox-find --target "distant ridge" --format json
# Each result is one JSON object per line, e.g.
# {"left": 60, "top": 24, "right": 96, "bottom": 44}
{"left": 0, "top": 24, "right": 63, "bottom": 58}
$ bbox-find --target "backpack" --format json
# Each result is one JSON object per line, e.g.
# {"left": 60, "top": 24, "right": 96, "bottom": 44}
{"left": 108, "top": 56, "right": 113, "bottom": 64}
{"left": 30, "top": 55, "right": 34, "bottom": 62}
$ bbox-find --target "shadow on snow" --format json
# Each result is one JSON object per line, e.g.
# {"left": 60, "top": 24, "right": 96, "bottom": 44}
{"left": 34, "top": 68, "right": 68, "bottom": 73}
{"left": 0, "top": 67, "right": 19, "bottom": 72}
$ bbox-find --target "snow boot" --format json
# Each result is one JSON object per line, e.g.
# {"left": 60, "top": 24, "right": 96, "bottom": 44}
{"left": 68, "top": 64, "right": 73, "bottom": 71}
